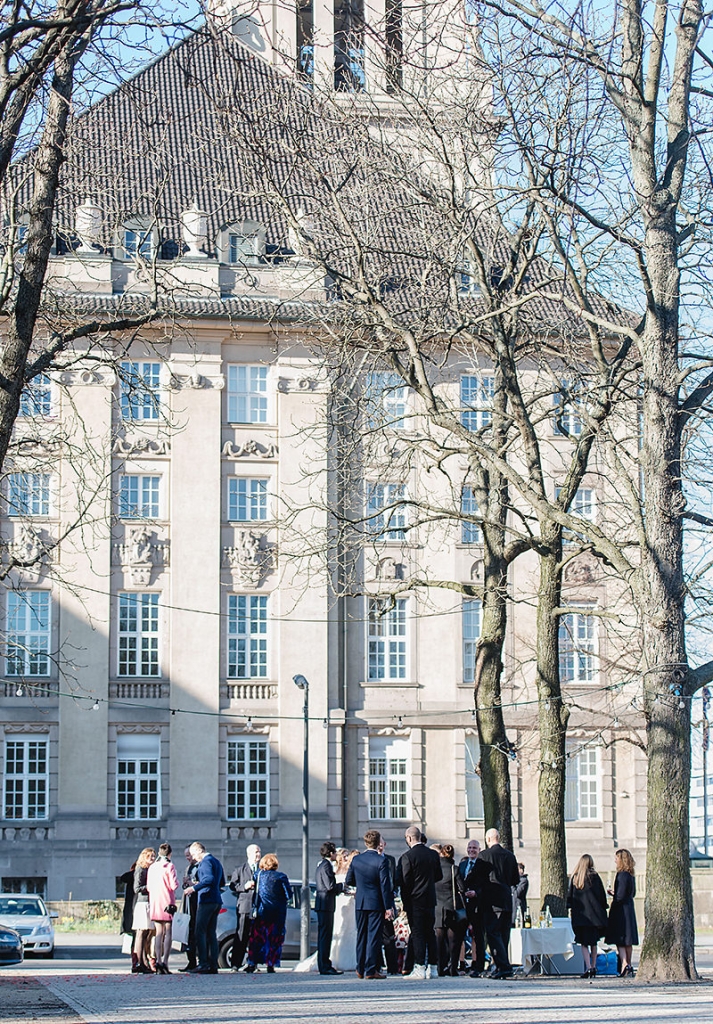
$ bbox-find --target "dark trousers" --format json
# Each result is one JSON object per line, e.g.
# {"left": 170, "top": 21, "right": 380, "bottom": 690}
{"left": 195, "top": 902, "right": 220, "bottom": 970}
{"left": 355, "top": 909, "right": 384, "bottom": 976}
{"left": 436, "top": 916, "right": 468, "bottom": 974}
{"left": 485, "top": 908, "right": 511, "bottom": 973}
{"left": 316, "top": 909, "right": 335, "bottom": 973}
{"left": 232, "top": 912, "right": 252, "bottom": 969}
{"left": 382, "top": 917, "right": 398, "bottom": 973}
{"left": 409, "top": 905, "right": 437, "bottom": 967}
{"left": 466, "top": 903, "right": 486, "bottom": 972}
{"left": 185, "top": 891, "right": 198, "bottom": 967}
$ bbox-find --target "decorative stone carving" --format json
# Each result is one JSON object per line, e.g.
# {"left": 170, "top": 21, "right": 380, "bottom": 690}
{"left": 374, "top": 726, "right": 411, "bottom": 736}
{"left": 56, "top": 368, "right": 115, "bottom": 386}
{"left": 223, "top": 531, "right": 274, "bottom": 588}
{"left": 222, "top": 439, "right": 278, "bottom": 459}
{"left": 117, "top": 828, "right": 130, "bottom": 840}
{"left": 7, "top": 525, "right": 47, "bottom": 567}
{"left": 4, "top": 724, "right": 50, "bottom": 733}
{"left": 563, "top": 557, "right": 596, "bottom": 584}
{"left": 147, "top": 827, "right": 160, "bottom": 840}
{"left": 470, "top": 559, "right": 484, "bottom": 581}
{"left": 180, "top": 203, "right": 209, "bottom": 258}
{"left": 226, "top": 723, "right": 270, "bottom": 735}
{"left": 19, "top": 828, "right": 31, "bottom": 841}
{"left": 132, "top": 827, "right": 144, "bottom": 839}
{"left": 376, "top": 557, "right": 404, "bottom": 581}
{"left": 34, "top": 827, "right": 46, "bottom": 840}
{"left": 116, "top": 724, "right": 161, "bottom": 734}
{"left": 112, "top": 436, "right": 171, "bottom": 457}
{"left": 4, "top": 829, "right": 15, "bottom": 841}
{"left": 75, "top": 198, "right": 103, "bottom": 252}
{"left": 276, "top": 375, "right": 317, "bottom": 393}
{"left": 113, "top": 526, "right": 170, "bottom": 586}
{"left": 166, "top": 369, "right": 225, "bottom": 391}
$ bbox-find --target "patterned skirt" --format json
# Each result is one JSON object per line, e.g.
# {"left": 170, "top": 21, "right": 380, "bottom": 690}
{"left": 247, "top": 918, "right": 286, "bottom": 967}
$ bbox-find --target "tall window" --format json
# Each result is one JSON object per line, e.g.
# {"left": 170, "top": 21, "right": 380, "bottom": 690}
{"left": 461, "top": 486, "right": 482, "bottom": 543}
{"left": 334, "top": 0, "right": 365, "bottom": 91}
{"left": 465, "top": 734, "right": 484, "bottom": 819}
{"left": 118, "top": 593, "right": 160, "bottom": 677}
{"left": 565, "top": 747, "right": 600, "bottom": 820}
{"left": 365, "top": 482, "right": 407, "bottom": 540}
{"left": 19, "top": 375, "right": 51, "bottom": 418}
{"left": 119, "top": 475, "right": 160, "bottom": 519}
{"left": 559, "top": 609, "right": 597, "bottom": 684}
{"left": 368, "top": 736, "right": 409, "bottom": 820}
{"left": 462, "top": 599, "right": 481, "bottom": 684}
{"left": 8, "top": 473, "right": 50, "bottom": 516}
{"left": 296, "top": 0, "right": 315, "bottom": 79}
{"left": 461, "top": 375, "right": 494, "bottom": 431}
{"left": 561, "top": 487, "right": 596, "bottom": 543}
{"left": 364, "top": 372, "right": 408, "bottom": 429}
{"left": 6, "top": 592, "right": 50, "bottom": 677}
{"left": 227, "top": 478, "right": 268, "bottom": 521}
{"left": 120, "top": 361, "right": 161, "bottom": 421}
{"left": 553, "top": 379, "right": 584, "bottom": 436}
{"left": 227, "top": 595, "right": 268, "bottom": 678}
{"left": 368, "top": 598, "right": 407, "bottom": 681}
{"left": 116, "top": 734, "right": 160, "bottom": 820}
{"left": 227, "top": 739, "right": 269, "bottom": 820}
{"left": 124, "top": 228, "right": 152, "bottom": 258}
{"left": 4, "top": 738, "right": 48, "bottom": 820}
{"left": 227, "top": 366, "right": 268, "bottom": 423}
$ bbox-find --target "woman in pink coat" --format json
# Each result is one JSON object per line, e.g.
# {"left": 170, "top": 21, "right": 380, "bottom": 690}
{"left": 147, "top": 843, "right": 179, "bottom": 973}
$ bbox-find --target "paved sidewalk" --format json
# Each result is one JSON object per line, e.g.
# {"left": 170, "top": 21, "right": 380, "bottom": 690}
{"left": 2, "top": 975, "right": 83, "bottom": 1022}
{"left": 26, "top": 970, "right": 713, "bottom": 1024}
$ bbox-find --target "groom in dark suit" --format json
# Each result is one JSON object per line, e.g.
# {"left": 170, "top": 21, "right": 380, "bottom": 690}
{"left": 315, "top": 842, "right": 343, "bottom": 975}
{"left": 345, "top": 829, "right": 395, "bottom": 979}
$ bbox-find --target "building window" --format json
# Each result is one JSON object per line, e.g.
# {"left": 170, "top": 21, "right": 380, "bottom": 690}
{"left": 462, "top": 599, "right": 481, "bottom": 684}
{"left": 19, "top": 375, "right": 51, "bottom": 418}
{"left": 227, "top": 595, "right": 268, "bottom": 679}
{"left": 334, "top": 0, "right": 365, "bottom": 91}
{"left": 124, "top": 228, "right": 152, "bottom": 258}
{"left": 226, "top": 366, "right": 269, "bottom": 423}
{"left": 7, "top": 473, "right": 50, "bottom": 516}
{"left": 0, "top": 877, "right": 46, "bottom": 896}
{"left": 120, "top": 361, "right": 161, "bottom": 421}
{"left": 228, "top": 230, "right": 262, "bottom": 265}
{"left": 227, "top": 478, "right": 268, "bottom": 522}
{"left": 116, "top": 734, "right": 160, "bottom": 820}
{"left": 227, "top": 739, "right": 269, "bottom": 820}
{"left": 118, "top": 593, "right": 160, "bottom": 677}
{"left": 553, "top": 379, "right": 584, "bottom": 436}
{"left": 561, "top": 487, "right": 596, "bottom": 543}
{"left": 565, "top": 746, "right": 600, "bottom": 820}
{"left": 465, "top": 734, "right": 484, "bottom": 819}
{"left": 461, "top": 375, "right": 494, "bottom": 431}
{"left": 365, "top": 482, "right": 407, "bottom": 540}
{"left": 367, "top": 598, "right": 407, "bottom": 681}
{"left": 559, "top": 609, "right": 597, "bottom": 684}
{"left": 461, "top": 486, "right": 482, "bottom": 544}
{"left": 3, "top": 738, "right": 48, "bottom": 820}
{"left": 118, "top": 475, "right": 160, "bottom": 519}
{"left": 6, "top": 592, "right": 51, "bottom": 677}
{"left": 368, "top": 736, "right": 409, "bottom": 820}
{"left": 364, "top": 372, "right": 408, "bottom": 429}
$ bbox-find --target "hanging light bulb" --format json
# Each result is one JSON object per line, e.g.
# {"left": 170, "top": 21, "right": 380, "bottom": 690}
{"left": 171, "top": 709, "right": 176, "bottom": 716}
{"left": 397, "top": 715, "right": 403, "bottom": 729}
{"left": 15, "top": 685, "right": 23, "bottom": 697}
{"left": 471, "top": 708, "right": 477, "bottom": 722}
{"left": 545, "top": 700, "right": 551, "bottom": 710}
{"left": 245, "top": 716, "right": 253, "bottom": 733}
{"left": 92, "top": 700, "right": 100, "bottom": 711}
{"left": 322, "top": 718, "right": 328, "bottom": 729}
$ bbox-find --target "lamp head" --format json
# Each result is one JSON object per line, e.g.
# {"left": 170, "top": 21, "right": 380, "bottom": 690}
{"left": 293, "top": 674, "right": 309, "bottom": 690}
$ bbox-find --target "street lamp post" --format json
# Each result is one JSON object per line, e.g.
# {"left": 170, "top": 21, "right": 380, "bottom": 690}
{"left": 293, "top": 674, "right": 310, "bottom": 961}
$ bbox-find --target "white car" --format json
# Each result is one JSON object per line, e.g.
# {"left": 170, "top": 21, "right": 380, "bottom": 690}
{"left": 0, "top": 894, "right": 56, "bottom": 958}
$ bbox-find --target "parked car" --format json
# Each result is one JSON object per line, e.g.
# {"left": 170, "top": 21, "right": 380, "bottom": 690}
{"left": 216, "top": 881, "right": 317, "bottom": 967}
{"left": 0, "top": 894, "right": 56, "bottom": 958}
{"left": 0, "top": 925, "right": 23, "bottom": 966}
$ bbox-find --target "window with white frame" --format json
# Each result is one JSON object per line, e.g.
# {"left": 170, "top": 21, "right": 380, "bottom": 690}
{"left": 364, "top": 372, "right": 408, "bottom": 430}
{"left": 118, "top": 475, "right": 160, "bottom": 519}
{"left": 461, "top": 485, "right": 482, "bottom": 544}
{"left": 123, "top": 227, "right": 152, "bottom": 259}
{"left": 3, "top": 737, "right": 48, "bottom": 820}
{"left": 565, "top": 746, "right": 600, "bottom": 820}
{"left": 118, "top": 593, "right": 160, "bottom": 677}
{"left": 227, "top": 478, "right": 268, "bottom": 521}
{"left": 120, "top": 361, "right": 161, "bottom": 421}
{"left": 457, "top": 258, "right": 480, "bottom": 297}
{"left": 116, "top": 733, "right": 160, "bottom": 820}
{"left": 561, "top": 486, "right": 596, "bottom": 543}
{"left": 461, "top": 375, "right": 494, "bottom": 431}
{"left": 221, "top": 222, "right": 265, "bottom": 265}
{"left": 368, "top": 735, "right": 409, "bottom": 820}
{"left": 227, "top": 595, "right": 268, "bottom": 678}
{"left": 367, "top": 598, "right": 407, "bottom": 681}
{"left": 365, "top": 482, "right": 407, "bottom": 540}
{"left": 465, "top": 734, "right": 484, "bottom": 819}
{"left": 6, "top": 592, "right": 50, "bottom": 677}
{"left": 553, "top": 379, "right": 584, "bottom": 436}
{"left": 7, "top": 473, "right": 50, "bottom": 517}
{"left": 19, "top": 375, "right": 51, "bottom": 418}
{"left": 227, "top": 739, "right": 269, "bottom": 820}
{"left": 226, "top": 365, "right": 269, "bottom": 423}
{"left": 462, "top": 599, "right": 481, "bottom": 684}
{"left": 559, "top": 609, "right": 597, "bottom": 684}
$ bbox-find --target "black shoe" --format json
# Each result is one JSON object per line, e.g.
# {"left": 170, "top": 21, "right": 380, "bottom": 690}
{"left": 320, "top": 967, "right": 343, "bottom": 975}
{"left": 489, "top": 969, "right": 513, "bottom": 980}
{"left": 244, "top": 965, "right": 258, "bottom": 973}
{"left": 266, "top": 966, "right": 275, "bottom": 974}
{"left": 179, "top": 964, "right": 196, "bottom": 973}
{"left": 188, "top": 966, "right": 212, "bottom": 974}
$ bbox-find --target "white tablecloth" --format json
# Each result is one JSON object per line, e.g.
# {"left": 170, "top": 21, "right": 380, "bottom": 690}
{"left": 510, "top": 919, "right": 575, "bottom": 966}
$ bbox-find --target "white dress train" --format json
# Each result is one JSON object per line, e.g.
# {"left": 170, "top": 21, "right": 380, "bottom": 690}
{"left": 293, "top": 873, "right": 357, "bottom": 972}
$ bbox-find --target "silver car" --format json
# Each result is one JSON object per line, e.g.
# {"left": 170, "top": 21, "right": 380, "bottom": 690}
{"left": 216, "top": 882, "right": 317, "bottom": 967}
{"left": 0, "top": 894, "right": 56, "bottom": 958}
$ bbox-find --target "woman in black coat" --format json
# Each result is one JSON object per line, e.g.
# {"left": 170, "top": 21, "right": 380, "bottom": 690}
{"left": 566, "top": 854, "right": 608, "bottom": 978}
{"left": 434, "top": 844, "right": 468, "bottom": 976}
{"left": 606, "top": 849, "right": 638, "bottom": 976}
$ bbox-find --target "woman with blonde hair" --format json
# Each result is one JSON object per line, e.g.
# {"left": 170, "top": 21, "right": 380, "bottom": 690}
{"left": 606, "top": 849, "right": 638, "bottom": 976}
{"left": 132, "top": 847, "right": 156, "bottom": 973}
{"left": 147, "top": 843, "right": 179, "bottom": 974}
{"left": 566, "top": 854, "right": 608, "bottom": 978}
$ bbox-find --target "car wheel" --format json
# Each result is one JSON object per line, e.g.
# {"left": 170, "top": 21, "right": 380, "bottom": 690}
{"left": 217, "top": 937, "right": 234, "bottom": 970}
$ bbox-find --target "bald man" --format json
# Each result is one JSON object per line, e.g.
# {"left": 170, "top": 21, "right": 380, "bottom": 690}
{"left": 399, "top": 825, "right": 442, "bottom": 979}
{"left": 476, "top": 828, "right": 519, "bottom": 979}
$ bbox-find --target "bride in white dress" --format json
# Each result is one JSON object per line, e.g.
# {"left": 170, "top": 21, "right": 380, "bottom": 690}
{"left": 293, "top": 850, "right": 358, "bottom": 972}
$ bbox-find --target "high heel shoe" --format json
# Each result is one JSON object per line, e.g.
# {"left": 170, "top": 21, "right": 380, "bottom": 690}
{"left": 620, "top": 964, "right": 634, "bottom": 977}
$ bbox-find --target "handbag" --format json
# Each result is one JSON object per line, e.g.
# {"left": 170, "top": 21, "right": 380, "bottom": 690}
{"left": 121, "top": 932, "right": 134, "bottom": 955}
{"left": 250, "top": 870, "right": 261, "bottom": 920}
{"left": 450, "top": 865, "right": 468, "bottom": 925}
{"left": 131, "top": 900, "right": 155, "bottom": 931}
{"left": 171, "top": 911, "right": 190, "bottom": 946}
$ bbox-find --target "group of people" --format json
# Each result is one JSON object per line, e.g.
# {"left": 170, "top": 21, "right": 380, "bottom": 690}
{"left": 567, "top": 848, "right": 638, "bottom": 977}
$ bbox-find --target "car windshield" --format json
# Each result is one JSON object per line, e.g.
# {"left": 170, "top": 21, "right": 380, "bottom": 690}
{"left": 0, "top": 897, "right": 44, "bottom": 916}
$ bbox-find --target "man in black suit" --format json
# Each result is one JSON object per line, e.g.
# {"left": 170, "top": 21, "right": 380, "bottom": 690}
{"left": 459, "top": 838, "right": 487, "bottom": 975}
{"left": 345, "top": 829, "right": 395, "bottom": 980}
{"left": 475, "top": 828, "right": 520, "bottom": 979}
{"left": 378, "top": 837, "right": 399, "bottom": 974}
{"left": 228, "top": 843, "right": 261, "bottom": 971}
{"left": 399, "top": 825, "right": 442, "bottom": 979}
{"left": 315, "top": 842, "right": 343, "bottom": 975}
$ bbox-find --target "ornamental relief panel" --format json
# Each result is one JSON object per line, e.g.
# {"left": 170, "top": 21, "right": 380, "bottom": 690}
{"left": 222, "top": 439, "right": 278, "bottom": 460}
{"left": 223, "top": 530, "right": 275, "bottom": 589}
{"left": 112, "top": 436, "right": 171, "bottom": 457}
{"left": 112, "top": 526, "right": 170, "bottom": 586}
{"left": 164, "top": 368, "right": 225, "bottom": 391}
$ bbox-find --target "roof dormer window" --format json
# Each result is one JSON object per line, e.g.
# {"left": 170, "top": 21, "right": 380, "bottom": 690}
{"left": 124, "top": 228, "right": 152, "bottom": 258}
{"left": 118, "top": 218, "right": 154, "bottom": 261}
{"left": 220, "top": 221, "right": 265, "bottom": 266}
